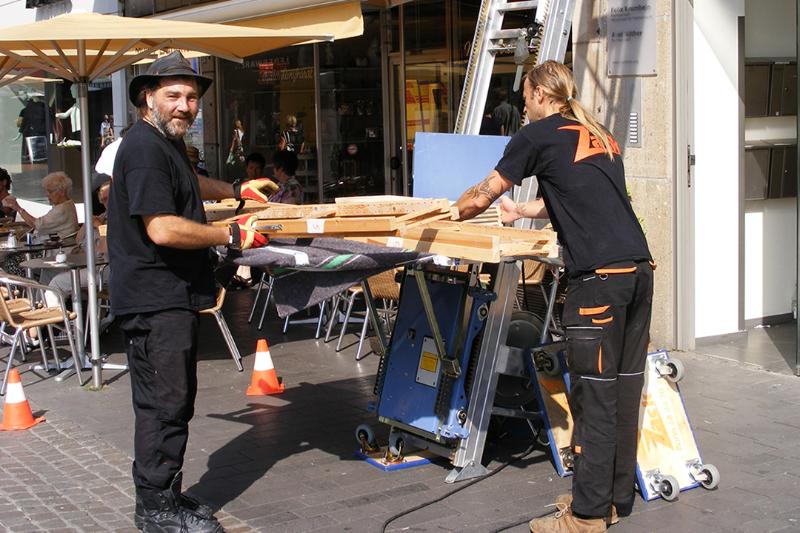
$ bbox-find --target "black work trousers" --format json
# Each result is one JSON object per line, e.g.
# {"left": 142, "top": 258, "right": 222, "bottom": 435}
{"left": 562, "top": 261, "right": 654, "bottom": 519}
{"left": 120, "top": 309, "right": 199, "bottom": 499}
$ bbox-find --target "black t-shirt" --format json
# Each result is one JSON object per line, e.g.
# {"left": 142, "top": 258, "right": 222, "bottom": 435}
{"left": 108, "top": 120, "right": 216, "bottom": 315}
{"left": 495, "top": 114, "right": 651, "bottom": 274}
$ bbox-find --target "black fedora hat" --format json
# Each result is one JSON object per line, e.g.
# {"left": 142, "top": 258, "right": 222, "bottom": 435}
{"left": 128, "top": 51, "right": 213, "bottom": 105}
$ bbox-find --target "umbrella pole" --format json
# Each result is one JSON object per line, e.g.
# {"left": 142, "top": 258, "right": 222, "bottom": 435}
{"left": 77, "top": 45, "right": 102, "bottom": 390}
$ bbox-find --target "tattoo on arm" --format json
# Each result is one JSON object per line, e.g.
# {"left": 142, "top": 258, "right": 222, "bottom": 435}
{"left": 466, "top": 176, "right": 501, "bottom": 202}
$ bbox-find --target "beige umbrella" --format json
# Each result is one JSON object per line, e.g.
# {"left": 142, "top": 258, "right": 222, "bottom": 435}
{"left": 0, "top": 12, "right": 332, "bottom": 389}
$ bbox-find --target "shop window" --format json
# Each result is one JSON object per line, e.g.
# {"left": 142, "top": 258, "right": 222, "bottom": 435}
{"left": 319, "top": 12, "right": 384, "bottom": 201}
{"left": 744, "top": 147, "right": 770, "bottom": 200}
{"left": 745, "top": 61, "right": 796, "bottom": 117}
{"left": 768, "top": 145, "right": 797, "bottom": 199}
{"left": 769, "top": 63, "right": 797, "bottom": 116}
{"left": 745, "top": 63, "right": 770, "bottom": 117}
{"left": 404, "top": 1, "right": 447, "bottom": 53}
{"left": 218, "top": 46, "right": 316, "bottom": 187}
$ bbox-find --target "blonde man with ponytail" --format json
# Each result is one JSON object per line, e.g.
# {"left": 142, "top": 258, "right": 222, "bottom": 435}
{"left": 456, "top": 61, "right": 653, "bottom": 533}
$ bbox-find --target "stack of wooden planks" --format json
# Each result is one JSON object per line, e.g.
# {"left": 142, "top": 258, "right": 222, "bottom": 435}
{"left": 206, "top": 195, "right": 557, "bottom": 263}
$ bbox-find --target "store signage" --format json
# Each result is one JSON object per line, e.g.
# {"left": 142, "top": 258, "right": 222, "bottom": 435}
{"left": 607, "top": 0, "right": 657, "bottom": 77}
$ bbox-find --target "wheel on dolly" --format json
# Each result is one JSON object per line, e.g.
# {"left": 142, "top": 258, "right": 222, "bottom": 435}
{"left": 696, "top": 463, "right": 720, "bottom": 490}
{"left": 658, "top": 474, "right": 680, "bottom": 501}
{"left": 657, "top": 357, "right": 685, "bottom": 382}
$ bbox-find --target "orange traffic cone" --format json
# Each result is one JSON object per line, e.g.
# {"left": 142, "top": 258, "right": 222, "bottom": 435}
{"left": 246, "top": 339, "right": 284, "bottom": 395}
{"left": 1, "top": 369, "right": 45, "bottom": 431}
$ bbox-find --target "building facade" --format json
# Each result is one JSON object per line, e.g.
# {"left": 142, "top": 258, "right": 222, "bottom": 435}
{"left": 0, "top": 0, "right": 795, "bottom": 353}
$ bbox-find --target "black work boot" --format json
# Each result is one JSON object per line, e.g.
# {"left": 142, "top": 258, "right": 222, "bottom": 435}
{"left": 135, "top": 473, "right": 216, "bottom": 529}
{"left": 136, "top": 484, "right": 222, "bottom": 533}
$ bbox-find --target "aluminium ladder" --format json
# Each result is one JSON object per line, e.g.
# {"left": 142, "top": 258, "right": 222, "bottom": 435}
{"left": 448, "top": 0, "right": 576, "bottom": 482}
{"left": 364, "top": 0, "right": 577, "bottom": 483}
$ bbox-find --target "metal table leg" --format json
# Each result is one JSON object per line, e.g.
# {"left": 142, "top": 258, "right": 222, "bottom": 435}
{"left": 55, "top": 268, "right": 88, "bottom": 382}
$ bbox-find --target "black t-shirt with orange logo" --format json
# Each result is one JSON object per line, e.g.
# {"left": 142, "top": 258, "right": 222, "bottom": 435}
{"left": 495, "top": 113, "right": 651, "bottom": 274}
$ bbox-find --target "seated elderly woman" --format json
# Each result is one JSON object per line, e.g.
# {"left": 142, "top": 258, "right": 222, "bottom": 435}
{"left": 2, "top": 171, "right": 79, "bottom": 239}
{"left": 43, "top": 176, "right": 111, "bottom": 308}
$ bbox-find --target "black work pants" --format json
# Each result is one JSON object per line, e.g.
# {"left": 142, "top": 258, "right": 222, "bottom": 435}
{"left": 120, "top": 309, "right": 199, "bottom": 498}
{"left": 562, "top": 261, "right": 653, "bottom": 518}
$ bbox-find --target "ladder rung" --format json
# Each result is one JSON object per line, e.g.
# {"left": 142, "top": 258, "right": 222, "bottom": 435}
{"left": 498, "top": 1, "right": 538, "bottom": 12}
{"left": 488, "top": 46, "right": 517, "bottom": 54}
{"left": 490, "top": 29, "right": 526, "bottom": 40}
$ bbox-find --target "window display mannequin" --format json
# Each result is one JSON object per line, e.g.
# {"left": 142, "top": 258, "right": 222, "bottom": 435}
{"left": 16, "top": 92, "right": 48, "bottom": 163}
{"left": 55, "top": 84, "right": 81, "bottom": 145}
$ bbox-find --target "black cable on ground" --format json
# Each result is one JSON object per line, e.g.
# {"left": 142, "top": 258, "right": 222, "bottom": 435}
{"left": 380, "top": 444, "right": 537, "bottom": 533}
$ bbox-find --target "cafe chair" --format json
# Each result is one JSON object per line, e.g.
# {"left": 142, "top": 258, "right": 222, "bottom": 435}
{"left": 200, "top": 287, "right": 243, "bottom": 371}
{"left": 335, "top": 269, "right": 401, "bottom": 361}
{"left": 0, "top": 275, "right": 81, "bottom": 395}
{"left": 248, "top": 271, "right": 275, "bottom": 331}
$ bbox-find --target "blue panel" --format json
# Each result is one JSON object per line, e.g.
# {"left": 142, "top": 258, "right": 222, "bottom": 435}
{"left": 412, "top": 132, "right": 512, "bottom": 200}
{"left": 377, "top": 276, "right": 467, "bottom": 435}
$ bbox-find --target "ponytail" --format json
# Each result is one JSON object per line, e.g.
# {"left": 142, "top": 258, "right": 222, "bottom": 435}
{"left": 526, "top": 61, "right": 617, "bottom": 159}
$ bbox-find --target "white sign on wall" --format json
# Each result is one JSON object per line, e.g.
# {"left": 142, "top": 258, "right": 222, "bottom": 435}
{"left": 607, "top": 0, "right": 657, "bottom": 76}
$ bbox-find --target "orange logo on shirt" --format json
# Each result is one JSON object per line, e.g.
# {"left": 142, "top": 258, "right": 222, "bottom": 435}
{"left": 558, "top": 124, "right": 621, "bottom": 163}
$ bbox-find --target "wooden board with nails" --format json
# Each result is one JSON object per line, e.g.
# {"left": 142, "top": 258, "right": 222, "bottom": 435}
{"left": 204, "top": 196, "right": 558, "bottom": 263}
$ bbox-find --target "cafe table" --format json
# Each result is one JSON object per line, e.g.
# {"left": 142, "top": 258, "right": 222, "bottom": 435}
{"left": 20, "top": 252, "right": 125, "bottom": 382}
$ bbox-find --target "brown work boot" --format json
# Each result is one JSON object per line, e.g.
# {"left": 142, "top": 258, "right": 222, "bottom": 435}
{"left": 529, "top": 502, "right": 607, "bottom": 533}
{"left": 554, "top": 494, "right": 619, "bottom": 526}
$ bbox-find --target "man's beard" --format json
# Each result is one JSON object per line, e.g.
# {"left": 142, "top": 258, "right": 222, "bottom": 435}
{"left": 149, "top": 105, "right": 194, "bottom": 140}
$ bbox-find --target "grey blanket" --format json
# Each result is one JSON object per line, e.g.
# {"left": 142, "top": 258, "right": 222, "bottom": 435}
{"left": 225, "top": 237, "right": 429, "bottom": 317}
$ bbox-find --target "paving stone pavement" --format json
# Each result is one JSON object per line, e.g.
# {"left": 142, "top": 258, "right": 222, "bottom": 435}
{"left": 1, "top": 290, "right": 799, "bottom": 532}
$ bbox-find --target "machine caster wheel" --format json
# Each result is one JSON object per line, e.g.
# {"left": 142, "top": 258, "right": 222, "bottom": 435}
{"left": 388, "top": 432, "right": 405, "bottom": 459}
{"left": 658, "top": 475, "right": 680, "bottom": 501}
{"left": 355, "top": 424, "right": 378, "bottom": 452}
{"left": 534, "top": 350, "right": 560, "bottom": 377}
{"left": 697, "top": 463, "right": 720, "bottom": 490}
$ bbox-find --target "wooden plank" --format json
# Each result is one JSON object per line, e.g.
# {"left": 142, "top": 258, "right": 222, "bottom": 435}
{"left": 427, "top": 220, "right": 555, "bottom": 243}
{"left": 402, "top": 211, "right": 454, "bottom": 230}
{"left": 347, "top": 234, "right": 502, "bottom": 263}
{"left": 204, "top": 199, "right": 264, "bottom": 222}
{"left": 466, "top": 205, "right": 502, "bottom": 226}
{"left": 498, "top": 240, "right": 560, "bottom": 259}
{"left": 334, "top": 198, "right": 452, "bottom": 217}
{"left": 251, "top": 203, "right": 326, "bottom": 220}
{"left": 252, "top": 216, "right": 399, "bottom": 236}
{"left": 334, "top": 195, "right": 421, "bottom": 204}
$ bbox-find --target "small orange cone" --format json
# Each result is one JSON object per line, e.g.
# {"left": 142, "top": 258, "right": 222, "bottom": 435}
{"left": 246, "top": 339, "right": 284, "bottom": 395}
{"left": 1, "top": 369, "right": 45, "bottom": 430}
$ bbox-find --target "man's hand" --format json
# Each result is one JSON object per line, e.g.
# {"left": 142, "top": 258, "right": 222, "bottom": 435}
{"left": 229, "top": 214, "right": 268, "bottom": 251}
{"left": 499, "top": 195, "right": 522, "bottom": 224}
{"left": 234, "top": 178, "right": 279, "bottom": 203}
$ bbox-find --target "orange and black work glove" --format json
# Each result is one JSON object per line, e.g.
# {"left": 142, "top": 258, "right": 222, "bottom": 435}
{"left": 233, "top": 178, "right": 279, "bottom": 203}
{"left": 228, "top": 214, "right": 268, "bottom": 251}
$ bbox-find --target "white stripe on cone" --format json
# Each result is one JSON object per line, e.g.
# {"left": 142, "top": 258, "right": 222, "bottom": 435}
{"left": 253, "top": 350, "right": 275, "bottom": 372}
{"left": 5, "top": 381, "right": 27, "bottom": 404}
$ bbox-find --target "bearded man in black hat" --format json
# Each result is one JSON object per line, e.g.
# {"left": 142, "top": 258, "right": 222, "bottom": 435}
{"left": 108, "top": 51, "right": 277, "bottom": 533}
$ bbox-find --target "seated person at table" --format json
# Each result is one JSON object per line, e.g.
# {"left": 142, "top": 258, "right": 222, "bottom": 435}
{"left": 2, "top": 171, "right": 79, "bottom": 240}
{"left": 0, "top": 167, "right": 15, "bottom": 220}
{"left": 245, "top": 152, "right": 267, "bottom": 180}
{"left": 268, "top": 150, "right": 302, "bottom": 205}
{"left": 44, "top": 177, "right": 111, "bottom": 308}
